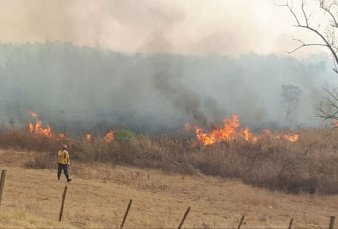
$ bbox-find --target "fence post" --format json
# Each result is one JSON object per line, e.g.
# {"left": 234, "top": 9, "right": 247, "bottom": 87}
{"left": 177, "top": 206, "right": 191, "bottom": 229}
{"left": 120, "top": 199, "right": 132, "bottom": 229}
{"left": 288, "top": 218, "right": 293, "bottom": 229}
{"left": 329, "top": 216, "right": 335, "bottom": 229}
{"left": 237, "top": 215, "right": 245, "bottom": 229}
{"left": 59, "top": 186, "right": 68, "bottom": 222}
{"left": 0, "top": 170, "right": 7, "bottom": 207}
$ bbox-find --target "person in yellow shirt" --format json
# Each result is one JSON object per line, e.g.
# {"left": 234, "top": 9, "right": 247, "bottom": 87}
{"left": 57, "top": 144, "right": 72, "bottom": 182}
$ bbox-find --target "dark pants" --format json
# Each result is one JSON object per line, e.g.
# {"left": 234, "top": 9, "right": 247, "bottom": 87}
{"left": 57, "top": 163, "right": 70, "bottom": 181}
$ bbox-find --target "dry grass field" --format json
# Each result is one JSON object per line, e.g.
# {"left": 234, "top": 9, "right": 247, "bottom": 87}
{"left": 0, "top": 149, "right": 337, "bottom": 228}
{"left": 2, "top": 127, "right": 338, "bottom": 195}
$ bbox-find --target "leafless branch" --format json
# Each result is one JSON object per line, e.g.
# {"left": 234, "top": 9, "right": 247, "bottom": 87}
{"left": 315, "top": 88, "right": 338, "bottom": 121}
{"left": 278, "top": 0, "right": 338, "bottom": 66}
{"left": 295, "top": 25, "right": 338, "bottom": 67}
{"left": 276, "top": 1, "right": 302, "bottom": 25}
{"left": 320, "top": 0, "right": 338, "bottom": 27}
{"left": 279, "top": 0, "right": 338, "bottom": 122}
{"left": 288, "top": 38, "right": 328, "bottom": 53}
{"left": 301, "top": 0, "right": 309, "bottom": 26}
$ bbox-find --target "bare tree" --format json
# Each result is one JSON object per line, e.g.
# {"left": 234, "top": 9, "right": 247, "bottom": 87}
{"left": 277, "top": 0, "right": 338, "bottom": 124}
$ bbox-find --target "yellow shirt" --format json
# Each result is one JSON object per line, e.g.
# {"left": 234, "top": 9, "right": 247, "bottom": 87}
{"left": 57, "top": 150, "right": 70, "bottom": 165}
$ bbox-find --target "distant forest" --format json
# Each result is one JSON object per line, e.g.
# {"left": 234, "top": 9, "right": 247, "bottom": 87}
{"left": 0, "top": 42, "right": 333, "bottom": 134}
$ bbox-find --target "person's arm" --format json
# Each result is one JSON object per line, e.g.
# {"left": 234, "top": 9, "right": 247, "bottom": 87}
{"left": 66, "top": 151, "right": 71, "bottom": 166}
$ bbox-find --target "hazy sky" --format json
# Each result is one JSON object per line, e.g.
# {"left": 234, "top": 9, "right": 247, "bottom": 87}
{"left": 0, "top": 0, "right": 320, "bottom": 56}
{"left": 0, "top": 0, "right": 336, "bottom": 131}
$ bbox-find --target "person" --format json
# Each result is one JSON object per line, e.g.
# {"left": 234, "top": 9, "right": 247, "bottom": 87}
{"left": 57, "top": 144, "right": 72, "bottom": 182}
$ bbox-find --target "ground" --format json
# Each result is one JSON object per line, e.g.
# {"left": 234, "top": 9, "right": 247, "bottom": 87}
{"left": 0, "top": 149, "right": 337, "bottom": 228}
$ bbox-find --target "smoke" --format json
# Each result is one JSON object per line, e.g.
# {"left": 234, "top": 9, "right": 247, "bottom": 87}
{"left": 141, "top": 30, "right": 212, "bottom": 126}
{"left": 0, "top": 0, "right": 289, "bottom": 56}
{"left": 0, "top": 43, "right": 336, "bottom": 135}
{"left": 151, "top": 54, "right": 209, "bottom": 126}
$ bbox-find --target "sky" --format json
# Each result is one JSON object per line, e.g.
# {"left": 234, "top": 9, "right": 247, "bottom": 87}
{"left": 0, "top": 0, "right": 320, "bottom": 56}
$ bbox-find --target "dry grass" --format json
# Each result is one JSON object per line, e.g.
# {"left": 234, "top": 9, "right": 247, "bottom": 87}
{"left": 0, "top": 150, "right": 338, "bottom": 228}
{"left": 1, "top": 127, "right": 338, "bottom": 194}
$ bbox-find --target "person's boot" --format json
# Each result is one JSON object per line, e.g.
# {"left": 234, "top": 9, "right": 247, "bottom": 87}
{"left": 67, "top": 178, "right": 72, "bottom": 182}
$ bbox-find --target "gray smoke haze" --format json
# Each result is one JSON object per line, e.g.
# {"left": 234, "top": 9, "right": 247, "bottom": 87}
{"left": 142, "top": 30, "right": 211, "bottom": 126}
{"left": 0, "top": 0, "right": 282, "bottom": 56}
{"left": 0, "top": 43, "right": 336, "bottom": 135}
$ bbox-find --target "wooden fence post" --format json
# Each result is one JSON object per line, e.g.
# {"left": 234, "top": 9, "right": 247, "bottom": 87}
{"left": 0, "top": 170, "right": 7, "bottom": 207}
{"left": 288, "top": 218, "right": 293, "bottom": 229}
{"left": 177, "top": 206, "right": 191, "bottom": 229}
{"left": 329, "top": 216, "right": 335, "bottom": 229}
{"left": 59, "top": 186, "right": 68, "bottom": 222}
{"left": 120, "top": 199, "right": 132, "bottom": 229}
{"left": 237, "top": 215, "right": 245, "bottom": 229}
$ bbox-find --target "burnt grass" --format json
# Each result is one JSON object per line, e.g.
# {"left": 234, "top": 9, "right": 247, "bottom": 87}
{"left": 1, "top": 128, "right": 338, "bottom": 195}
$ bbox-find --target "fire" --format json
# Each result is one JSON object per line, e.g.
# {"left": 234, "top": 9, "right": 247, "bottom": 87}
{"left": 240, "top": 128, "right": 258, "bottom": 142}
{"left": 29, "top": 111, "right": 38, "bottom": 118}
{"left": 86, "top": 134, "right": 92, "bottom": 141}
{"left": 104, "top": 130, "right": 115, "bottom": 143}
{"left": 58, "top": 133, "right": 65, "bottom": 139}
{"left": 28, "top": 111, "right": 66, "bottom": 139}
{"left": 281, "top": 134, "right": 299, "bottom": 142}
{"left": 27, "top": 111, "right": 115, "bottom": 142}
{"left": 28, "top": 112, "right": 53, "bottom": 138}
{"left": 193, "top": 114, "right": 299, "bottom": 145}
{"left": 195, "top": 115, "right": 244, "bottom": 145}
{"left": 333, "top": 119, "right": 338, "bottom": 127}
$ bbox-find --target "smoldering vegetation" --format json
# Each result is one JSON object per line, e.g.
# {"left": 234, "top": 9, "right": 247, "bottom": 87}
{"left": 0, "top": 43, "right": 336, "bottom": 135}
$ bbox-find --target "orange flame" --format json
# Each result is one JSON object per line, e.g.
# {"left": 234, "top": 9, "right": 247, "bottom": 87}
{"left": 194, "top": 114, "right": 299, "bottom": 145}
{"left": 29, "top": 111, "right": 38, "bottom": 118}
{"left": 281, "top": 134, "right": 299, "bottom": 142}
{"left": 240, "top": 128, "right": 258, "bottom": 142}
{"left": 86, "top": 134, "right": 92, "bottom": 141}
{"left": 333, "top": 119, "right": 338, "bottom": 127}
{"left": 27, "top": 111, "right": 66, "bottom": 139}
{"left": 195, "top": 115, "right": 241, "bottom": 145}
{"left": 58, "top": 133, "right": 66, "bottom": 139}
{"left": 104, "top": 130, "right": 115, "bottom": 143}
{"left": 28, "top": 112, "right": 53, "bottom": 138}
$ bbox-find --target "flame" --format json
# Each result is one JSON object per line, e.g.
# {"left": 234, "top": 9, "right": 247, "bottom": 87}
{"left": 194, "top": 114, "right": 299, "bottom": 145}
{"left": 29, "top": 112, "right": 38, "bottom": 118}
{"left": 104, "top": 130, "right": 115, "bottom": 143}
{"left": 240, "top": 128, "right": 258, "bottom": 142}
{"left": 282, "top": 134, "right": 299, "bottom": 142}
{"left": 27, "top": 111, "right": 66, "bottom": 139}
{"left": 333, "top": 119, "right": 338, "bottom": 127}
{"left": 28, "top": 112, "right": 53, "bottom": 138}
{"left": 195, "top": 115, "right": 240, "bottom": 145}
{"left": 58, "top": 133, "right": 66, "bottom": 139}
{"left": 86, "top": 134, "right": 92, "bottom": 141}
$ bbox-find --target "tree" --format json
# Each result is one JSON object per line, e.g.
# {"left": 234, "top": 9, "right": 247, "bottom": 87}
{"left": 281, "top": 84, "right": 302, "bottom": 124}
{"left": 277, "top": 0, "right": 338, "bottom": 124}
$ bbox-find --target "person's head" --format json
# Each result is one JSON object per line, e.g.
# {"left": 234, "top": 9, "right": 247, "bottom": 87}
{"left": 62, "top": 144, "right": 68, "bottom": 150}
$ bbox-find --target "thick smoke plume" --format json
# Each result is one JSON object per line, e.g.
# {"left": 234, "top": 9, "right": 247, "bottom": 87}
{"left": 0, "top": 43, "right": 336, "bottom": 135}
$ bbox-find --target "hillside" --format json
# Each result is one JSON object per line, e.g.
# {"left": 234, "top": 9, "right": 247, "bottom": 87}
{"left": 0, "top": 149, "right": 337, "bottom": 228}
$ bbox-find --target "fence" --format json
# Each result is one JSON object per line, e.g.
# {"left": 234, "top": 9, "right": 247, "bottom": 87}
{"left": 0, "top": 169, "right": 336, "bottom": 229}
